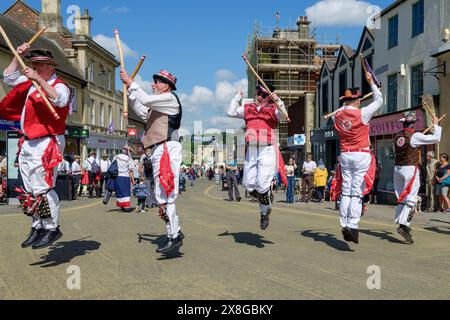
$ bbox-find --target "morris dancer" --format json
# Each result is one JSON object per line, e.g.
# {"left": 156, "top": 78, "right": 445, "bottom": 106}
{"left": 0, "top": 46, "right": 70, "bottom": 249}
{"left": 332, "top": 72, "right": 382, "bottom": 244}
{"left": 228, "top": 85, "right": 288, "bottom": 230}
{"left": 120, "top": 69, "right": 184, "bottom": 254}
{"left": 393, "top": 112, "right": 441, "bottom": 244}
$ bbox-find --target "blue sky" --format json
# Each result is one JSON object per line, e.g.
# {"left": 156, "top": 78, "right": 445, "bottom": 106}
{"left": 1, "top": 0, "right": 394, "bottom": 130}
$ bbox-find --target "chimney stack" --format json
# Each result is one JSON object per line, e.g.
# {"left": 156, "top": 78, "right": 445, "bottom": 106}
{"left": 297, "top": 16, "right": 311, "bottom": 39}
{"left": 39, "top": 0, "right": 63, "bottom": 33}
{"left": 74, "top": 9, "right": 93, "bottom": 38}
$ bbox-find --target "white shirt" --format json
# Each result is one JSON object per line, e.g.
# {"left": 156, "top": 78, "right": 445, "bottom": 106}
{"left": 71, "top": 161, "right": 82, "bottom": 175}
{"left": 83, "top": 156, "right": 97, "bottom": 171}
{"left": 332, "top": 84, "right": 383, "bottom": 125}
{"left": 227, "top": 92, "right": 286, "bottom": 120}
{"left": 57, "top": 160, "right": 70, "bottom": 173}
{"left": 3, "top": 70, "right": 70, "bottom": 136}
{"left": 410, "top": 125, "right": 442, "bottom": 148}
{"left": 127, "top": 82, "right": 180, "bottom": 121}
{"left": 302, "top": 161, "right": 317, "bottom": 175}
{"left": 114, "top": 154, "right": 134, "bottom": 178}
{"left": 99, "top": 159, "right": 111, "bottom": 173}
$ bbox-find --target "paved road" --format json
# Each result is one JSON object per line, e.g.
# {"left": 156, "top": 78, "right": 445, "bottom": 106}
{"left": 0, "top": 180, "right": 449, "bottom": 300}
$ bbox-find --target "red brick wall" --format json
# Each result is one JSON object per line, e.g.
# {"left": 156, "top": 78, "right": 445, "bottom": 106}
{"left": 288, "top": 97, "right": 305, "bottom": 136}
{"left": 4, "top": 2, "right": 39, "bottom": 31}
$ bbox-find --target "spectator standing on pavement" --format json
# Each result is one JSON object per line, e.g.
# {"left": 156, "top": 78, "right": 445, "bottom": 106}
{"left": 133, "top": 177, "right": 150, "bottom": 213}
{"left": 301, "top": 153, "right": 317, "bottom": 203}
{"left": 435, "top": 153, "right": 450, "bottom": 212}
{"left": 314, "top": 160, "right": 328, "bottom": 203}
{"left": 226, "top": 161, "right": 241, "bottom": 202}
{"left": 99, "top": 153, "right": 111, "bottom": 197}
{"left": 71, "top": 155, "right": 82, "bottom": 200}
{"left": 426, "top": 151, "right": 439, "bottom": 212}
{"left": 285, "top": 158, "right": 297, "bottom": 203}
{"left": 83, "top": 151, "right": 101, "bottom": 198}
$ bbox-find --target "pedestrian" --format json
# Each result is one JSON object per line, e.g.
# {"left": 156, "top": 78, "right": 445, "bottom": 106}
{"left": 71, "top": 155, "right": 82, "bottom": 200}
{"left": 121, "top": 68, "right": 184, "bottom": 254}
{"left": 425, "top": 151, "right": 439, "bottom": 212}
{"left": 393, "top": 112, "right": 441, "bottom": 243}
{"left": 112, "top": 146, "right": 135, "bottom": 212}
{"left": 314, "top": 160, "right": 328, "bottom": 203}
{"left": 301, "top": 153, "right": 317, "bottom": 203}
{"left": 435, "top": 153, "right": 450, "bottom": 213}
{"left": 0, "top": 45, "right": 70, "bottom": 250}
{"left": 83, "top": 151, "right": 101, "bottom": 198}
{"left": 133, "top": 177, "right": 150, "bottom": 213}
{"left": 57, "top": 157, "right": 70, "bottom": 175}
{"left": 227, "top": 85, "right": 289, "bottom": 230}
{"left": 332, "top": 71, "right": 382, "bottom": 244}
{"left": 285, "top": 158, "right": 297, "bottom": 203}
{"left": 140, "top": 149, "right": 158, "bottom": 208}
{"left": 226, "top": 161, "right": 241, "bottom": 202}
{"left": 99, "top": 153, "right": 111, "bottom": 197}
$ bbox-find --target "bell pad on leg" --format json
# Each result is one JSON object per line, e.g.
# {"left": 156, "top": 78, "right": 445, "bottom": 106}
{"left": 159, "top": 204, "right": 170, "bottom": 223}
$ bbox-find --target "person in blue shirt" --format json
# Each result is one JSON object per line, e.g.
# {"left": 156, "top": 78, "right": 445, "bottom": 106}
{"left": 133, "top": 178, "right": 151, "bottom": 213}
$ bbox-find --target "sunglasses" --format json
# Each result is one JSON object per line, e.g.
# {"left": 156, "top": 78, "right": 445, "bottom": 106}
{"left": 257, "top": 92, "right": 269, "bottom": 99}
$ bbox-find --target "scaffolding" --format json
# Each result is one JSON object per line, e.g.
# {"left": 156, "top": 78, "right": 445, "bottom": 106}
{"left": 247, "top": 16, "right": 340, "bottom": 149}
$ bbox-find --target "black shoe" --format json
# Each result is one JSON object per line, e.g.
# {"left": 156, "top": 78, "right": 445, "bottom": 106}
{"left": 156, "top": 236, "right": 183, "bottom": 254}
{"left": 236, "top": 197, "right": 241, "bottom": 202}
{"left": 347, "top": 228, "right": 359, "bottom": 244}
{"left": 397, "top": 225, "right": 414, "bottom": 244}
{"left": 179, "top": 231, "right": 185, "bottom": 240}
{"left": 341, "top": 227, "right": 351, "bottom": 242}
{"left": 32, "top": 228, "right": 63, "bottom": 250}
{"left": 260, "top": 215, "right": 270, "bottom": 230}
{"left": 21, "top": 228, "right": 45, "bottom": 248}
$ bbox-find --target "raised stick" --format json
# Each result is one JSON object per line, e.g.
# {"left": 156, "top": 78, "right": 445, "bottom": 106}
{"left": 421, "top": 97, "right": 435, "bottom": 118}
{"left": 323, "top": 92, "right": 374, "bottom": 119}
{"left": 360, "top": 54, "right": 369, "bottom": 75}
{"left": 114, "top": 29, "right": 128, "bottom": 118}
{"left": 27, "top": 27, "right": 47, "bottom": 46}
{"left": 242, "top": 54, "right": 290, "bottom": 122}
{"left": 0, "top": 24, "right": 60, "bottom": 120}
{"left": 423, "top": 114, "right": 446, "bottom": 135}
{"left": 131, "top": 55, "right": 146, "bottom": 79}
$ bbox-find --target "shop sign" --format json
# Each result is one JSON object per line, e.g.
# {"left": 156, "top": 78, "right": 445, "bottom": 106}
{"left": 370, "top": 110, "right": 425, "bottom": 136}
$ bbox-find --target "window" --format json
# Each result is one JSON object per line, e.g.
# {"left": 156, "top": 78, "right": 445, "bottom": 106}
{"left": 321, "top": 81, "right": 329, "bottom": 114}
{"left": 412, "top": 0, "right": 424, "bottom": 38}
{"left": 387, "top": 74, "right": 398, "bottom": 113}
{"left": 108, "top": 105, "right": 113, "bottom": 131}
{"left": 388, "top": 15, "right": 398, "bottom": 49}
{"left": 107, "top": 70, "right": 112, "bottom": 91}
{"left": 89, "top": 61, "right": 95, "bottom": 83}
{"left": 119, "top": 109, "right": 123, "bottom": 131}
{"left": 339, "top": 70, "right": 347, "bottom": 98}
{"left": 361, "top": 55, "right": 373, "bottom": 95}
{"left": 411, "top": 63, "right": 423, "bottom": 108}
{"left": 99, "top": 103, "right": 105, "bottom": 127}
{"left": 90, "top": 99, "right": 96, "bottom": 125}
{"left": 69, "top": 85, "right": 77, "bottom": 112}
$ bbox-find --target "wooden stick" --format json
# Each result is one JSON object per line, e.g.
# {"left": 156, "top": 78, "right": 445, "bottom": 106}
{"left": 27, "top": 27, "right": 47, "bottom": 46}
{"left": 323, "top": 92, "right": 374, "bottom": 119}
{"left": 0, "top": 24, "right": 60, "bottom": 120}
{"left": 421, "top": 97, "right": 435, "bottom": 118}
{"left": 423, "top": 114, "right": 446, "bottom": 135}
{"left": 360, "top": 54, "right": 369, "bottom": 75}
{"left": 242, "top": 54, "right": 290, "bottom": 122}
{"left": 114, "top": 29, "right": 128, "bottom": 118}
{"left": 131, "top": 55, "right": 146, "bottom": 79}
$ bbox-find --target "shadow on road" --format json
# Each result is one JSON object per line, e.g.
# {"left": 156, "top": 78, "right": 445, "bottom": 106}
{"left": 137, "top": 233, "right": 184, "bottom": 260}
{"left": 424, "top": 226, "right": 450, "bottom": 236}
{"left": 299, "top": 230, "right": 354, "bottom": 252}
{"left": 430, "top": 219, "right": 450, "bottom": 225}
{"left": 30, "top": 237, "right": 101, "bottom": 268}
{"left": 218, "top": 231, "right": 274, "bottom": 248}
{"left": 359, "top": 229, "right": 406, "bottom": 244}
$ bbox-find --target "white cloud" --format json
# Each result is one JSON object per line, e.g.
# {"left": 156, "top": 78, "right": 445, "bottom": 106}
{"left": 209, "top": 116, "right": 245, "bottom": 130}
{"left": 215, "top": 69, "right": 236, "bottom": 81}
{"left": 93, "top": 34, "right": 138, "bottom": 58}
{"left": 305, "top": 0, "right": 374, "bottom": 26}
{"left": 101, "top": 6, "right": 130, "bottom": 14}
{"left": 133, "top": 74, "right": 153, "bottom": 93}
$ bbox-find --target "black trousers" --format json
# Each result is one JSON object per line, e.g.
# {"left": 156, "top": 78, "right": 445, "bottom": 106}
{"left": 226, "top": 171, "right": 241, "bottom": 201}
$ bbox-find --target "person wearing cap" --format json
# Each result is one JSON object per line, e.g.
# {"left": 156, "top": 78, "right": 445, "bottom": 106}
{"left": 227, "top": 85, "right": 288, "bottom": 230}
{"left": 120, "top": 69, "right": 184, "bottom": 254}
{"left": 83, "top": 151, "right": 100, "bottom": 198}
{"left": 393, "top": 111, "right": 441, "bottom": 244}
{"left": 0, "top": 44, "right": 70, "bottom": 250}
{"left": 332, "top": 72, "right": 383, "bottom": 244}
{"left": 71, "top": 155, "right": 82, "bottom": 200}
{"left": 99, "top": 153, "right": 112, "bottom": 197}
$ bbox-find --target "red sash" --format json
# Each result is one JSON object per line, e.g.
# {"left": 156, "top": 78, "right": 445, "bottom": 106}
{"left": 159, "top": 143, "right": 175, "bottom": 197}
{"left": 397, "top": 166, "right": 418, "bottom": 204}
{"left": 277, "top": 148, "right": 287, "bottom": 186}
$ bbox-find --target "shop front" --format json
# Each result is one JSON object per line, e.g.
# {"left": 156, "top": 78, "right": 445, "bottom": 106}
{"left": 369, "top": 108, "right": 428, "bottom": 204}
{"left": 83, "top": 133, "right": 128, "bottom": 160}
{"left": 64, "top": 126, "right": 84, "bottom": 161}
{"left": 310, "top": 126, "right": 339, "bottom": 170}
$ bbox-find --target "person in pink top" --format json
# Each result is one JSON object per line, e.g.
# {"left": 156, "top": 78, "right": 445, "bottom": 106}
{"left": 332, "top": 72, "right": 383, "bottom": 244}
